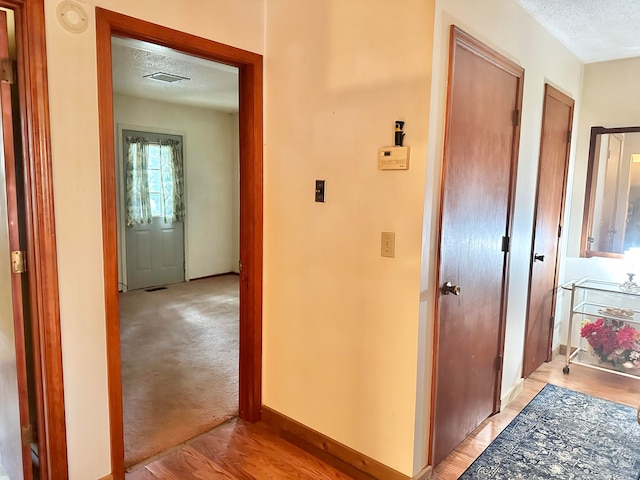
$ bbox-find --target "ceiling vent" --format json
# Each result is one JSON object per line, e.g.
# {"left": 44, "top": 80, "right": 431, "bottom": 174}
{"left": 143, "top": 72, "right": 190, "bottom": 83}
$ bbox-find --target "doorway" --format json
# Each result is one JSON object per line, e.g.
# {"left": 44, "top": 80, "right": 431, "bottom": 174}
{"left": 523, "top": 84, "right": 574, "bottom": 378}
{"left": 431, "top": 26, "right": 523, "bottom": 466}
{"left": 112, "top": 39, "right": 243, "bottom": 466}
{"left": 96, "top": 8, "right": 263, "bottom": 479}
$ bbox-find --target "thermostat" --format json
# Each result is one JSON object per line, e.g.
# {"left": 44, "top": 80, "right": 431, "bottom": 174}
{"left": 378, "top": 146, "right": 410, "bottom": 170}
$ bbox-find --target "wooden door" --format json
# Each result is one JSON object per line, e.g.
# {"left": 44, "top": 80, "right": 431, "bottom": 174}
{"left": 523, "top": 85, "right": 574, "bottom": 378}
{"left": 0, "top": 9, "right": 33, "bottom": 480}
{"left": 432, "top": 26, "right": 523, "bottom": 466}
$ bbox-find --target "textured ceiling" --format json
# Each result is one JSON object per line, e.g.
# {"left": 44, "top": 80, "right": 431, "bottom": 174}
{"left": 111, "top": 37, "right": 239, "bottom": 112}
{"left": 515, "top": 0, "right": 640, "bottom": 63}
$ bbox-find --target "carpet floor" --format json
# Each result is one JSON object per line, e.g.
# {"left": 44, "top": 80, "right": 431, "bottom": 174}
{"left": 120, "top": 275, "right": 239, "bottom": 468}
{"left": 459, "top": 384, "right": 640, "bottom": 479}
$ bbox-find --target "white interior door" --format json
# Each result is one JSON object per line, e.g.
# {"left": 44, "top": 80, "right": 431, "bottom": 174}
{"left": 123, "top": 130, "right": 185, "bottom": 290}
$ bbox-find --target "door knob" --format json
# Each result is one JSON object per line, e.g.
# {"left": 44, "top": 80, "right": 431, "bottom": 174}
{"left": 534, "top": 253, "right": 545, "bottom": 262}
{"left": 442, "top": 281, "right": 461, "bottom": 296}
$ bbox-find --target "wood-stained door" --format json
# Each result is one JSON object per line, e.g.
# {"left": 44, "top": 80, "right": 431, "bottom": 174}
{"left": 432, "top": 26, "right": 523, "bottom": 466}
{"left": 0, "top": 9, "right": 33, "bottom": 480}
{"left": 523, "top": 85, "right": 574, "bottom": 378}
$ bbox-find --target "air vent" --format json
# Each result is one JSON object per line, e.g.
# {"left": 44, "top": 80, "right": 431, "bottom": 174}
{"left": 143, "top": 72, "right": 190, "bottom": 83}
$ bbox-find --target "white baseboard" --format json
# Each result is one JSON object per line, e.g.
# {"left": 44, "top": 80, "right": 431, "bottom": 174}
{"left": 500, "top": 379, "right": 524, "bottom": 412}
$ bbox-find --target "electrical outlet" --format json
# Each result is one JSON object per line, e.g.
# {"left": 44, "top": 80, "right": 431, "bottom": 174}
{"left": 381, "top": 232, "right": 395, "bottom": 258}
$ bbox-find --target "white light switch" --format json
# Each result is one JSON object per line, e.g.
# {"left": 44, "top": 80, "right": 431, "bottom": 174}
{"left": 378, "top": 146, "right": 410, "bottom": 170}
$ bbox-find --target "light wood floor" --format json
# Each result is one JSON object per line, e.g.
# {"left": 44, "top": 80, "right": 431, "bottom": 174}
{"left": 126, "top": 355, "right": 640, "bottom": 479}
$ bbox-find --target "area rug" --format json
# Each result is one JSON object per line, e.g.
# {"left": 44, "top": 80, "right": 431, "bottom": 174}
{"left": 120, "top": 275, "right": 239, "bottom": 468}
{"left": 459, "top": 384, "right": 640, "bottom": 479}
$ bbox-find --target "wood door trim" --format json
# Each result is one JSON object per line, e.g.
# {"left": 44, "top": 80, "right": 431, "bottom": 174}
{"left": 2, "top": 1, "right": 69, "bottom": 478}
{"left": 96, "top": 9, "right": 263, "bottom": 479}
{"left": 523, "top": 84, "right": 574, "bottom": 378}
{"left": 429, "top": 25, "right": 524, "bottom": 464}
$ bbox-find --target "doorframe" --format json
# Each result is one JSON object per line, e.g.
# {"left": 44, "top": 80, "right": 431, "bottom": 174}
{"left": 523, "top": 84, "right": 574, "bottom": 376}
{"left": 96, "top": 8, "right": 263, "bottom": 479}
{"left": 0, "top": 1, "right": 68, "bottom": 478}
{"left": 429, "top": 25, "right": 524, "bottom": 464}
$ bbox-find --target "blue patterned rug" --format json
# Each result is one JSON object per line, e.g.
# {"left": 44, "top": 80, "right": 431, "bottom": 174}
{"left": 458, "top": 384, "right": 640, "bottom": 479}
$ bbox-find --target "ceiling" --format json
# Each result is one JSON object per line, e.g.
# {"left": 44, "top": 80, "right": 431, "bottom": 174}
{"left": 515, "top": 0, "right": 640, "bottom": 64}
{"left": 111, "top": 36, "right": 239, "bottom": 112}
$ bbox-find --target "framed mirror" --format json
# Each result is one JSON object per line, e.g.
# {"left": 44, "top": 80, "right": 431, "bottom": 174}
{"left": 582, "top": 126, "right": 640, "bottom": 258}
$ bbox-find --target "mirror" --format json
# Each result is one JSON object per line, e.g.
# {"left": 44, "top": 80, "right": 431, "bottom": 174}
{"left": 582, "top": 126, "right": 640, "bottom": 257}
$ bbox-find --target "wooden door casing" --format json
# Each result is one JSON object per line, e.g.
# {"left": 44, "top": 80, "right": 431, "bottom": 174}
{"left": 431, "top": 26, "right": 524, "bottom": 466}
{"left": 96, "top": 9, "right": 263, "bottom": 479}
{"left": 523, "top": 85, "right": 574, "bottom": 378}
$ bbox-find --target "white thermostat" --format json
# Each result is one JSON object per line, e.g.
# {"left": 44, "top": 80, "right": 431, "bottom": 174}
{"left": 378, "top": 146, "right": 410, "bottom": 170}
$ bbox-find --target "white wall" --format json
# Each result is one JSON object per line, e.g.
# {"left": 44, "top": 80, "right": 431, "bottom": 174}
{"left": 560, "top": 57, "right": 640, "bottom": 347}
{"left": 43, "top": 1, "right": 263, "bottom": 478}
{"left": 114, "top": 94, "right": 239, "bottom": 282}
{"left": 265, "top": 1, "right": 435, "bottom": 476}
{"left": 420, "top": 0, "right": 583, "bottom": 469}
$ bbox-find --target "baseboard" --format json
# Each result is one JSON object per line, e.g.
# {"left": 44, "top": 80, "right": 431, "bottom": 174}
{"left": 262, "top": 406, "right": 413, "bottom": 480}
{"left": 190, "top": 271, "right": 239, "bottom": 281}
{"left": 500, "top": 378, "right": 524, "bottom": 412}
{"left": 558, "top": 344, "right": 577, "bottom": 356}
{"left": 551, "top": 344, "right": 561, "bottom": 358}
{"left": 413, "top": 464, "right": 433, "bottom": 479}
{"left": 98, "top": 474, "right": 114, "bottom": 480}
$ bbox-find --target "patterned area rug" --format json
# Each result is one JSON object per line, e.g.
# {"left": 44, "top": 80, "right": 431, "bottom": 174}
{"left": 459, "top": 384, "right": 640, "bottom": 479}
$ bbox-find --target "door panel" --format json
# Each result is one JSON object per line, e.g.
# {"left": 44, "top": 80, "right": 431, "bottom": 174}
{"left": 126, "top": 218, "right": 184, "bottom": 290}
{"left": 523, "top": 85, "right": 574, "bottom": 378}
{"left": 433, "top": 26, "right": 523, "bottom": 466}
{"left": 0, "top": 8, "right": 32, "bottom": 480}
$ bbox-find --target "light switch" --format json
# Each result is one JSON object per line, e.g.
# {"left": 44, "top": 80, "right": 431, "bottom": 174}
{"left": 315, "top": 180, "right": 325, "bottom": 202}
{"left": 381, "top": 232, "right": 395, "bottom": 258}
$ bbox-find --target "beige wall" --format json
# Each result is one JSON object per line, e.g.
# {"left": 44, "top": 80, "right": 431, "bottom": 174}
{"left": 264, "top": 1, "right": 435, "bottom": 476}
{"left": 113, "top": 94, "right": 239, "bottom": 282}
{"left": 421, "top": 0, "right": 583, "bottom": 469}
{"left": 42, "top": 0, "right": 593, "bottom": 477}
{"left": 43, "top": 1, "right": 264, "bottom": 478}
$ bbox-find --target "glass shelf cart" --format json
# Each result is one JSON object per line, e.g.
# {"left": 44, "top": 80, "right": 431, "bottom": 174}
{"left": 562, "top": 277, "right": 640, "bottom": 379}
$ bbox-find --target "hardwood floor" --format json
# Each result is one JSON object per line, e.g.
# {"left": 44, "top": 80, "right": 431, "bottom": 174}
{"left": 126, "top": 355, "right": 640, "bottom": 479}
{"left": 126, "top": 418, "right": 353, "bottom": 480}
{"left": 432, "top": 355, "right": 640, "bottom": 479}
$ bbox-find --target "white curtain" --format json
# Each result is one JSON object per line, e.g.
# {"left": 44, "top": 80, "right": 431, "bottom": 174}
{"left": 125, "top": 136, "right": 152, "bottom": 227}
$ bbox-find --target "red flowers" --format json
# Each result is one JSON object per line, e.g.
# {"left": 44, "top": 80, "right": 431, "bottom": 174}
{"left": 580, "top": 318, "right": 640, "bottom": 369}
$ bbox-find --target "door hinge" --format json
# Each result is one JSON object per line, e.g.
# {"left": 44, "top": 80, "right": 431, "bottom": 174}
{"left": 550, "top": 315, "right": 555, "bottom": 329}
{"left": 11, "top": 250, "right": 26, "bottom": 274}
{"left": 558, "top": 224, "right": 562, "bottom": 238}
{"left": 495, "top": 354, "right": 503, "bottom": 371}
{"left": 501, "top": 236, "right": 510, "bottom": 253}
{"left": 567, "top": 130, "right": 572, "bottom": 143}
{"left": 238, "top": 260, "right": 243, "bottom": 272}
{"left": 0, "top": 58, "right": 15, "bottom": 84}
{"left": 512, "top": 109, "right": 520, "bottom": 127}
{"left": 21, "top": 423, "right": 33, "bottom": 447}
